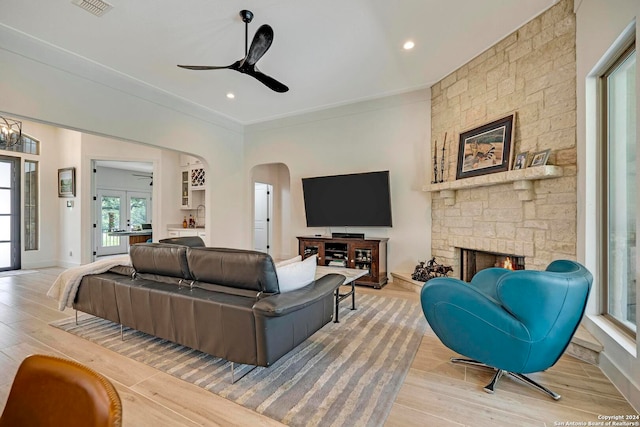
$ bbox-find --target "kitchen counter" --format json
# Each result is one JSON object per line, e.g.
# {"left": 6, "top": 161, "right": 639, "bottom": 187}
{"left": 107, "top": 230, "right": 153, "bottom": 236}
{"left": 167, "top": 227, "right": 205, "bottom": 231}
{"left": 108, "top": 230, "right": 152, "bottom": 245}
{"left": 166, "top": 226, "right": 207, "bottom": 245}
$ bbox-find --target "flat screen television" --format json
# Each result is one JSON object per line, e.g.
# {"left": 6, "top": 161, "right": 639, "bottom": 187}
{"left": 302, "top": 171, "right": 392, "bottom": 227}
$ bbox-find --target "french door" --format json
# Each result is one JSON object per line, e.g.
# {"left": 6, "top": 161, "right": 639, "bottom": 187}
{"left": 96, "top": 190, "right": 127, "bottom": 256}
{"left": 0, "top": 156, "right": 20, "bottom": 271}
{"left": 95, "top": 190, "right": 151, "bottom": 256}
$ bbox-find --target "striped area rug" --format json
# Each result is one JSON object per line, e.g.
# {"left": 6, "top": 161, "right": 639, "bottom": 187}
{"left": 51, "top": 293, "right": 427, "bottom": 426}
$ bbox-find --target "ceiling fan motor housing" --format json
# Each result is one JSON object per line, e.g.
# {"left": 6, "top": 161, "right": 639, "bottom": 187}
{"left": 240, "top": 10, "right": 253, "bottom": 23}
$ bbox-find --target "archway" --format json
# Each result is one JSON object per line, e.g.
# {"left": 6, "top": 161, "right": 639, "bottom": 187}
{"left": 250, "top": 163, "right": 291, "bottom": 261}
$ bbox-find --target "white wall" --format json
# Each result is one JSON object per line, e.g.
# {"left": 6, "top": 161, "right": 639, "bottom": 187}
{"left": 244, "top": 90, "right": 432, "bottom": 275}
{"left": 11, "top": 118, "right": 194, "bottom": 267}
{"left": 575, "top": 0, "right": 640, "bottom": 410}
{"left": 0, "top": 25, "right": 247, "bottom": 253}
{"left": 56, "top": 128, "right": 83, "bottom": 267}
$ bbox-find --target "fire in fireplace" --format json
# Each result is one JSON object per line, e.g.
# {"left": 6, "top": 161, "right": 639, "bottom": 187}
{"left": 460, "top": 248, "right": 525, "bottom": 282}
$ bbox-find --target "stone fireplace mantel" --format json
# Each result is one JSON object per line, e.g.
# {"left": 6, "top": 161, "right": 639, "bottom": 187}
{"left": 422, "top": 165, "right": 564, "bottom": 205}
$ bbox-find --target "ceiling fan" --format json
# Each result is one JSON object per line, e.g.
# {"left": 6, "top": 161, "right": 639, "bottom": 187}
{"left": 133, "top": 173, "right": 153, "bottom": 186}
{"left": 178, "top": 10, "right": 289, "bottom": 93}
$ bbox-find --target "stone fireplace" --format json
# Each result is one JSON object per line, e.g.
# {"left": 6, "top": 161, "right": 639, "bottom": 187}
{"left": 426, "top": 0, "right": 578, "bottom": 277}
{"left": 426, "top": 166, "right": 576, "bottom": 278}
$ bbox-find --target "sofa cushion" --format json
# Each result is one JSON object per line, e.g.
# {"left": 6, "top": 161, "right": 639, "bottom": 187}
{"left": 187, "top": 247, "right": 280, "bottom": 294}
{"left": 276, "top": 255, "right": 317, "bottom": 293}
{"left": 275, "top": 255, "right": 302, "bottom": 268}
{"left": 129, "top": 243, "right": 191, "bottom": 279}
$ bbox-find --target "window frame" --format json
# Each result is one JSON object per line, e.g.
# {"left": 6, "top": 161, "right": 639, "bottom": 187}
{"left": 599, "top": 41, "right": 637, "bottom": 338}
{"left": 24, "top": 159, "right": 38, "bottom": 251}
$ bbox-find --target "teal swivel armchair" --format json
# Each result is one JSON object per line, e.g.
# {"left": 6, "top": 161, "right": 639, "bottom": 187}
{"left": 420, "top": 259, "right": 592, "bottom": 400}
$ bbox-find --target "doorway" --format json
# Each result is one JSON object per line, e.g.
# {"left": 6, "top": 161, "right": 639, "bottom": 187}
{"left": 254, "top": 182, "right": 273, "bottom": 254}
{"left": 250, "top": 163, "right": 291, "bottom": 260}
{"left": 95, "top": 189, "right": 152, "bottom": 256}
{"left": 93, "top": 161, "right": 153, "bottom": 258}
{"left": 0, "top": 156, "right": 20, "bottom": 271}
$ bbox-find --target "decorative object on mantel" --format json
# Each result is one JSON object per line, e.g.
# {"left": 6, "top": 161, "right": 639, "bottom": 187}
{"left": 0, "top": 115, "right": 22, "bottom": 148}
{"left": 432, "top": 139, "right": 439, "bottom": 183}
{"left": 530, "top": 148, "right": 551, "bottom": 167}
{"left": 456, "top": 113, "right": 515, "bottom": 180}
{"left": 514, "top": 151, "right": 529, "bottom": 170}
{"left": 440, "top": 132, "right": 446, "bottom": 183}
{"left": 411, "top": 257, "right": 453, "bottom": 282}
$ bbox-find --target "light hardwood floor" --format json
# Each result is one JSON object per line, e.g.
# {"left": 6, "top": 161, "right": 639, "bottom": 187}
{"left": 0, "top": 268, "right": 636, "bottom": 426}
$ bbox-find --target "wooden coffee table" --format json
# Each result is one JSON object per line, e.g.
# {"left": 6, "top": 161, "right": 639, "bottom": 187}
{"left": 316, "top": 266, "right": 369, "bottom": 323}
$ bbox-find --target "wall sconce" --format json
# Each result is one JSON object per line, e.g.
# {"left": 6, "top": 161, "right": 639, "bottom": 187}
{"left": 0, "top": 116, "right": 22, "bottom": 148}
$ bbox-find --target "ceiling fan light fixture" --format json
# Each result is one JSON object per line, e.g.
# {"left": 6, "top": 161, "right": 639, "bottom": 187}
{"left": 403, "top": 40, "right": 415, "bottom": 50}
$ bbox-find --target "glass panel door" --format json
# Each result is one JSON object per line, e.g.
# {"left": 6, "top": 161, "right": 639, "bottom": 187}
{"left": 128, "top": 191, "right": 151, "bottom": 230}
{"left": 0, "top": 156, "right": 20, "bottom": 271}
{"left": 96, "top": 189, "right": 127, "bottom": 256}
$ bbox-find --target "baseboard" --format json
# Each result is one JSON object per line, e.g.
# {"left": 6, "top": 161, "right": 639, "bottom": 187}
{"left": 21, "top": 260, "right": 59, "bottom": 269}
{"left": 57, "top": 261, "right": 81, "bottom": 269}
{"left": 599, "top": 351, "right": 640, "bottom": 412}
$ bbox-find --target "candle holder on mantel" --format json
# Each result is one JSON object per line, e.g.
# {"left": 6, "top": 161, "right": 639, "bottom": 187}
{"left": 432, "top": 140, "right": 439, "bottom": 184}
{"left": 439, "top": 132, "right": 447, "bottom": 183}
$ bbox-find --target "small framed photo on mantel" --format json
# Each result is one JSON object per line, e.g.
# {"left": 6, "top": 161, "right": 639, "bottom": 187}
{"left": 513, "top": 152, "right": 528, "bottom": 170}
{"left": 530, "top": 149, "right": 551, "bottom": 167}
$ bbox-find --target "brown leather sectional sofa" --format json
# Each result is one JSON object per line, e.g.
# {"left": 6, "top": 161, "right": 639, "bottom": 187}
{"left": 73, "top": 243, "right": 345, "bottom": 367}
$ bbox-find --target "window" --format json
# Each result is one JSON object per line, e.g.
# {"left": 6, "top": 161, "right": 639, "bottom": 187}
{"left": 1, "top": 133, "right": 39, "bottom": 155}
{"left": 601, "top": 43, "right": 636, "bottom": 335}
{"left": 24, "top": 160, "right": 38, "bottom": 251}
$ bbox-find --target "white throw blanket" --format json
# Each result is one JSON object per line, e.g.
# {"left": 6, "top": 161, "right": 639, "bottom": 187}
{"left": 47, "top": 255, "right": 132, "bottom": 311}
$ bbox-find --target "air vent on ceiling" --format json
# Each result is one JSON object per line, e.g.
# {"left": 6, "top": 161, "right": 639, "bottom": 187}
{"left": 72, "top": 0, "right": 113, "bottom": 17}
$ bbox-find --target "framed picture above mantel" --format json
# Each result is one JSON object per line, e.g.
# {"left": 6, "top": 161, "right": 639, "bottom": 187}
{"left": 455, "top": 114, "right": 515, "bottom": 180}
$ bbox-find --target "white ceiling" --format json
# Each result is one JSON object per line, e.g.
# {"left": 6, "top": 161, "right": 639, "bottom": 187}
{"left": 1, "top": 0, "right": 558, "bottom": 125}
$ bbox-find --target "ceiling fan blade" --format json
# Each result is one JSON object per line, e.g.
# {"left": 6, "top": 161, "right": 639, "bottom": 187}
{"left": 177, "top": 64, "right": 232, "bottom": 70}
{"left": 244, "top": 24, "right": 274, "bottom": 67}
{"left": 247, "top": 68, "right": 289, "bottom": 93}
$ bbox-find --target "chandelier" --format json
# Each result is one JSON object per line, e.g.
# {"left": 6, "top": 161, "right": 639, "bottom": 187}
{"left": 0, "top": 116, "right": 22, "bottom": 147}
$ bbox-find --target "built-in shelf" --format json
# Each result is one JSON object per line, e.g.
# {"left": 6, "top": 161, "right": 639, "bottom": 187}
{"left": 423, "top": 165, "right": 564, "bottom": 204}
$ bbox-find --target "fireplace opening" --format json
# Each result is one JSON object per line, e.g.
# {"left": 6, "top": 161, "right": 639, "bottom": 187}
{"left": 460, "top": 248, "right": 525, "bottom": 282}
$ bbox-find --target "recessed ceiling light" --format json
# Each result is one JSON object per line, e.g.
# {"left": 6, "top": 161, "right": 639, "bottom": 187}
{"left": 226, "top": 92, "right": 235, "bottom": 99}
{"left": 403, "top": 40, "right": 415, "bottom": 50}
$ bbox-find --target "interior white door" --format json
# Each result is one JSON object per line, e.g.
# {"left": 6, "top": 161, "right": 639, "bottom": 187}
{"left": 254, "top": 183, "right": 272, "bottom": 253}
{"left": 0, "top": 156, "right": 19, "bottom": 270}
{"left": 96, "top": 189, "right": 127, "bottom": 256}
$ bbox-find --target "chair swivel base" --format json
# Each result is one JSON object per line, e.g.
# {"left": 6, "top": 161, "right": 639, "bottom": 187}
{"left": 450, "top": 358, "right": 561, "bottom": 401}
